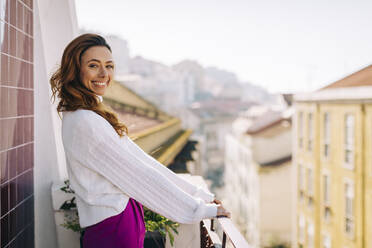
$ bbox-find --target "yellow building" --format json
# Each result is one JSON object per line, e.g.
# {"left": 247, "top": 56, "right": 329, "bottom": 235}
{"left": 294, "top": 65, "right": 372, "bottom": 248}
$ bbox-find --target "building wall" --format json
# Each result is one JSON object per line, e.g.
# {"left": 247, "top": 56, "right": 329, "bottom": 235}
{"left": 295, "top": 101, "right": 370, "bottom": 248}
{"left": 364, "top": 104, "right": 372, "bottom": 248}
{"left": 259, "top": 161, "right": 292, "bottom": 246}
{"left": 224, "top": 133, "right": 260, "bottom": 247}
{"left": 0, "top": 0, "right": 35, "bottom": 247}
{"left": 295, "top": 102, "right": 321, "bottom": 248}
{"left": 252, "top": 127, "right": 291, "bottom": 164}
{"left": 34, "top": 0, "right": 78, "bottom": 247}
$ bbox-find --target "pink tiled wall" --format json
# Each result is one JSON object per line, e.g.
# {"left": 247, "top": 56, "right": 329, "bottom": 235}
{"left": 0, "top": 0, "right": 34, "bottom": 247}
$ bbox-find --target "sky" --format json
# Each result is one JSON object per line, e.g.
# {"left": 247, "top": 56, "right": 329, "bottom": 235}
{"left": 75, "top": 0, "right": 372, "bottom": 93}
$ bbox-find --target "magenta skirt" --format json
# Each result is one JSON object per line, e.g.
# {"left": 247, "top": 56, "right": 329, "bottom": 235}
{"left": 82, "top": 198, "right": 146, "bottom": 248}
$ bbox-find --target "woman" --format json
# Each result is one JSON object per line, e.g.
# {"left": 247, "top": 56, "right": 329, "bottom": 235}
{"left": 50, "top": 33, "right": 230, "bottom": 248}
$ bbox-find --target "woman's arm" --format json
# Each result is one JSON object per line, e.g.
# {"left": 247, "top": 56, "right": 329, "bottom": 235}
{"left": 124, "top": 135, "right": 215, "bottom": 203}
{"left": 64, "top": 111, "right": 217, "bottom": 224}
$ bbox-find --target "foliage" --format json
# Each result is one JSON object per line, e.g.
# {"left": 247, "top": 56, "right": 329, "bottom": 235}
{"left": 143, "top": 206, "right": 179, "bottom": 246}
{"left": 59, "top": 180, "right": 85, "bottom": 234}
{"left": 59, "top": 180, "right": 179, "bottom": 246}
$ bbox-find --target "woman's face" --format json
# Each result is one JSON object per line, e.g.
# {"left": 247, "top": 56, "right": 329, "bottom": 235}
{"left": 80, "top": 46, "right": 114, "bottom": 96}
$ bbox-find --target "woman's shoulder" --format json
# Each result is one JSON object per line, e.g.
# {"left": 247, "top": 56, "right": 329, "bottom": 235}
{"left": 63, "top": 109, "right": 107, "bottom": 129}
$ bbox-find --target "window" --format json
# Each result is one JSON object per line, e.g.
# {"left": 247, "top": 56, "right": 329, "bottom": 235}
{"left": 323, "top": 234, "right": 331, "bottom": 248}
{"left": 324, "top": 113, "right": 330, "bottom": 157}
{"left": 307, "top": 113, "right": 313, "bottom": 151}
{"left": 307, "top": 222, "right": 314, "bottom": 248}
{"left": 298, "top": 215, "right": 305, "bottom": 244}
{"left": 307, "top": 167, "right": 313, "bottom": 207}
{"left": 299, "top": 112, "right": 303, "bottom": 148}
{"left": 344, "top": 114, "right": 355, "bottom": 167}
{"left": 299, "top": 164, "right": 305, "bottom": 200}
{"left": 345, "top": 181, "right": 354, "bottom": 236}
{"left": 323, "top": 174, "right": 331, "bottom": 220}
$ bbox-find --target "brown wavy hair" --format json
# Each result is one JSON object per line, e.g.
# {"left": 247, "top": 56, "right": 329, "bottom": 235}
{"left": 50, "top": 33, "right": 128, "bottom": 137}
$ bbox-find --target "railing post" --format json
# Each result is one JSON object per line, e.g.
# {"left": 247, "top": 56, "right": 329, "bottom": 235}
{"left": 222, "top": 232, "right": 227, "bottom": 248}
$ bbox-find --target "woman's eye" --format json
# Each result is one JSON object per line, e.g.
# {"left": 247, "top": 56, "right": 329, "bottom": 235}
{"left": 88, "top": 64, "right": 98, "bottom": 68}
{"left": 106, "top": 65, "right": 114, "bottom": 69}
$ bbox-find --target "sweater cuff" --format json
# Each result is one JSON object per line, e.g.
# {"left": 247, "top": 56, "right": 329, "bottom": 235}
{"left": 194, "top": 187, "right": 215, "bottom": 203}
{"left": 203, "top": 203, "right": 218, "bottom": 219}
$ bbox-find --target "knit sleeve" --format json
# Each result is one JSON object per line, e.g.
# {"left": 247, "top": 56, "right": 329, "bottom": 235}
{"left": 124, "top": 135, "right": 215, "bottom": 203}
{"left": 65, "top": 111, "right": 217, "bottom": 224}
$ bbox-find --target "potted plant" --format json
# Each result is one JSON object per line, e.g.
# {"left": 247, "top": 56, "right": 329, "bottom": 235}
{"left": 143, "top": 206, "right": 179, "bottom": 247}
{"left": 59, "top": 180, "right": 179, "bottom": 248}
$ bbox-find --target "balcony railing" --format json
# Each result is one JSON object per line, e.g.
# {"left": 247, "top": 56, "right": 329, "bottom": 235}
{"left": 200, "top": 217, "right": 251, "bottom": 248}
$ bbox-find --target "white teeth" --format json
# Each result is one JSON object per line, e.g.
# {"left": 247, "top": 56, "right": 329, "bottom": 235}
{"left": 92, "top": 81, "right": 106, "bottom": 86}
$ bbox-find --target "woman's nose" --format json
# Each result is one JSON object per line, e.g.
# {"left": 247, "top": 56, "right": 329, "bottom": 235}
{"left": 98, "top": 67, "right": 108, "bottom": 77}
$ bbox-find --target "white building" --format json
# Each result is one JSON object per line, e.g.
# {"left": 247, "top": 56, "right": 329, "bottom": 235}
{"left": 224, "top": 103, "right": 293, "bottom": 247}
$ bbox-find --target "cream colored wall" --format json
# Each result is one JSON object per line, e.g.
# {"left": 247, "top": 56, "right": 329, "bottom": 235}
{"left": 295, "top": 102, "right": 321, "bottom": 248}
{"left": 295, "top": 101, "right": 368, "bottom": 248}
{"left": 259, "top": 161, "right": 292, "bottom": 246}
{"left": 252, "top": 129, "right": 292, "bottom": 164}
{"left": 364, "top": 104, "right": 372, "bottom": 248}
{"left": 323, "top": 104, "right": 363, "bottom": 248}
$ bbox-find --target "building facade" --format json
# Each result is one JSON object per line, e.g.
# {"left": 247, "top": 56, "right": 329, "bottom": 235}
{"left": 294, "top": 65, "right": 372, "bottom": 248}
{"left": 224, "top": 102, "right": 293, "bottom": 247}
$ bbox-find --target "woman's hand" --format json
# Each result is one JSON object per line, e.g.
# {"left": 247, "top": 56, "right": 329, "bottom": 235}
{"left": 212, "top": 199, "right": 231, "bottom": 218}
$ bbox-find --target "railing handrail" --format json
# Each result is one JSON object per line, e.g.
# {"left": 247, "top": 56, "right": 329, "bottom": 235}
{"left": 216, "top": 217, "right": 251, "bottom": 248}
{"left": 200, "top": 218, "right": 251, "bottom": 248}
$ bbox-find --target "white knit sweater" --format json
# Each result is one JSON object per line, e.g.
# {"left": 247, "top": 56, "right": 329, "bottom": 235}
{"left": 61, "top": 109, "right": 217, "bottom": 228}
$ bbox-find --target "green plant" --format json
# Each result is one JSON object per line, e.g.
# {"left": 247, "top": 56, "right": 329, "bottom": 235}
{"left": 143, "top": 206, "right": 179, "bottom": 246}
{"left": 59, "top": 180, "right": 179, "bottom": 246}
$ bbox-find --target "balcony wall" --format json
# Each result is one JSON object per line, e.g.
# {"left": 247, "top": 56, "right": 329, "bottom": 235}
{"left": 0, "top": 0, "right": 35, "bottom": 247}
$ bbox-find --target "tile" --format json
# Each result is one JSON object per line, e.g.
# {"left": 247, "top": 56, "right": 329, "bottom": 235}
{"left": 20, "top": 61, "right": 27, "bottom": 88}
{"left": 7, "top": 88, "right": 16, "bottom": 117}
{"left": 25, "top": 223, "right": 34, "bottom": 248}
{"left": 7, "top": 118, "right": 15, "bottom": 148}
{"left": 0, "top": 87, "right": 4, "bottom": 118}
{"left": 24, "top": 117, "right": 30, "bottom": 143}
{"left": 8, "top": 148, "right": 16, "bottom": 180}
{"left": 9, "top": 0, "right": 15, "bottom": 27}
{"left": 16, "top": 1, "right": 23, "bottom": 31}
{"left": 1, "top": 183, "right": 9, "bottom": 217}
{"left": 9, "top": 208, "right": 16, "bottom": 241}
{"left": 9, "top": 179, "right": 16, "bottom": 211}
{"left": 17, "top": 146, "right": 24, "bottom": 175}
{"left": 9, "top": 25, "right": 15, "bottom": 57}
{"left": 25, "top": 90, "right": 32, "bottom": 115}
{"left": 24, "top": 195, "right": 32, "bottom": 226}
{"left": 25, "top": 143, "right": 33, "bottom": 170}
{"left": 16, "top": 30, "right": 25, "bottom": 60}
{"left": 0, "top": 21, "right": 9, "bottom": 54}
{"left": 16, "top": 174, "right": 24, "bottom": 205}
{"left": 29, "top": 117, "right": 33, "bottom": 142}
{"left": 17, "top": 89, "right": 25, "bottom": 116}
{"left": 0, "top": 87, "right": 9, "bottom": 118}
{"left": 9, "top": 56, "right": 20, "bottom": 87}
{"left": 24, "top": 170, "right": 32, "bottom": 198}
{"left": 29, "top": 37, "right": 32, "bottom": 62}
{"left": 0, "top": 119, "right": 8, "bottom": 151}
{"left": 0, "top": 151, "right": 8, "bottom": 184}
{"left": 14, "top": 226, "right": 26, "bottom": 248}
{"left": 1, "top": 54, "right": 9, "bottom": 84}
{"left": 24, "top": 8, "right": 31, "bottom": 36}
{"left": 1, "top": 214, "right": 9, "bottom": 246}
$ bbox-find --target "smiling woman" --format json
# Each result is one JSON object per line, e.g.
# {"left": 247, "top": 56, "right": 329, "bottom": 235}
{"left": 49, "top": 33, "right": 229, "bottom": 248}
